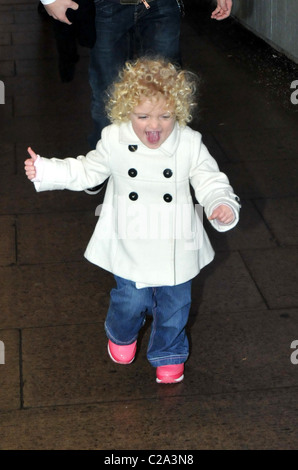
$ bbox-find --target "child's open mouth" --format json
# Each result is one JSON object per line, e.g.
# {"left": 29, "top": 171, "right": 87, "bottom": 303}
{"left": 146, "top": 131, "right": 160, "bottom": 144}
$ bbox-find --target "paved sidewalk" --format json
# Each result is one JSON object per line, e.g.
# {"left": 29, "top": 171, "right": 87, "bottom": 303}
{"left": 0, "top": 0, "right": 298, "bottom": 450}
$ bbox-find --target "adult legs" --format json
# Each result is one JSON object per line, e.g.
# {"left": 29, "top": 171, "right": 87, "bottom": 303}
{"left": 88, "top": 0, "right": 182, "bottom": 149}
{"left": 88, "top": 1, "right": 135, "bottom": 149}
{"left": 135, "top": 0, "right": 181, "bottom": 64}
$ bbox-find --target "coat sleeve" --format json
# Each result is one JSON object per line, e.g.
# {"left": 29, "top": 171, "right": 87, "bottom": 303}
{"left": 189, "top": 132, "right": 241, "bottom": 232}
{"left": 34, "top": 127, "right": 112, "bottom": 192}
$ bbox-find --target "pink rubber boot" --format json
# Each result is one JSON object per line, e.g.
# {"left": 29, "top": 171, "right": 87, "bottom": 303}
{"left": 156, "top": 364, "right": 184, "bottom": 384}
{"left": 108, "top": 340, "right": 137, "bottom": 365}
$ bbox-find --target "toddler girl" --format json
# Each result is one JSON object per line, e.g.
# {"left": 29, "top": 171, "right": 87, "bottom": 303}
{"left": 25, "top": 58, "right": 240, "bottom": 383}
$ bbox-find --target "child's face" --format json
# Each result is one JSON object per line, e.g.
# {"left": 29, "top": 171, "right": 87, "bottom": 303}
{"left": 130, "top": 97, "right": 175, "bottom": 149}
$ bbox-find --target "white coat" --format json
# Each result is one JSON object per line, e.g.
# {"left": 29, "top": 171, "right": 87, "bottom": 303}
{"left": 34, "top": 122, "right": 240, "bottom": 286}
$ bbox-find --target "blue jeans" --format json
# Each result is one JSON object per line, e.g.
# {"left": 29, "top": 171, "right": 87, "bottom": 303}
{"left": 105, "top": 275, "right": 192, "bottom": 367}
{"left": 88, "top": 0, "right": 181, "bottom": 148}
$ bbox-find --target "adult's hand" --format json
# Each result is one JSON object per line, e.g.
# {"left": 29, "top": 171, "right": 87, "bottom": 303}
{"left": 44, "top": 0, "right": 79, "bottom": 25}
{"left": 211, "top": 0, "right": 233, "bottom": 20}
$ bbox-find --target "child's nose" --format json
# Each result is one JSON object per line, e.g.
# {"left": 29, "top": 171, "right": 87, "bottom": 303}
{"left": 149, "top": 118, "right": 159, "bottom": 129}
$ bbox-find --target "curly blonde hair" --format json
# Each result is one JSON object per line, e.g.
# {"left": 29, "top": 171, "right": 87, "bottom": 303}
{"left": 106, "top": 57, "right": 198, "bottom": 126}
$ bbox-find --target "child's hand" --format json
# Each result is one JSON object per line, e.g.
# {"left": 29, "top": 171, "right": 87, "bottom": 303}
{"left": 24, "top": 147, "right": 38, "bottom": 180}
{"left": 208, "top": 204, "right": 235, "bottom": 225}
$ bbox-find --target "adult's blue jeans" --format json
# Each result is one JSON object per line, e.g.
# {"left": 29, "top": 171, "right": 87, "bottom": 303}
{"left": 105, "top": 275, "right": 192, "bottom": 367}
{"left": 88, "top": 0, "right": 182, "bottom": 148}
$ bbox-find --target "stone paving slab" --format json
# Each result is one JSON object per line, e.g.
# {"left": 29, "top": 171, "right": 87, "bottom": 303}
{"left": 254, "top": 197, "right": 298, "bottom": 247}
{"left": 0, "top": 143, "right": 15, "bottom": 176}
{"left": 0, "top": 113, "right": 92, "bottom": 145}
{"left": 0, "top": 0, "right": 298, "bottom": 451}
{"left": 17, "top": 211, "right": 96, "bottom": 265}
{"left": 214, "top": 128, "right": 298, "bottom": 162}
{"left": 0, "top": 328, "right": 21, "bottom": 411}
{"left": 191, "top": 251, "right": 266, "bottom": 314}
{"left": 0, "top": 263, "right": 114, "bottom": 329}
{"left": 0, "top": 175, "right": 96, "bottom": 214}
{"left": 20, "top": 307, "right": 298, "bottom": 409}
{"left": 0, "top": 215, "right": 16, "bottom": 266}
{"left": 204, "top": 199, "right": 277, "bottom": 252}
{"left": 221, "top": 159, "right": 298, "bottom": 199}
{"left": 1, "top": 386, "right": 298, "bottom": 449}
{"left": 0, "top": 0, "right": 37, "bottom": 5}
{"left": 0, "top": 250, "right": 264, "bottom": 328}
{"left": 241, "top": 247, "right": 298, "bottom": 309}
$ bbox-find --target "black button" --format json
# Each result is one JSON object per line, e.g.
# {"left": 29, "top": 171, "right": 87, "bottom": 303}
{"left": 128, "top": 168, "right": 137, "bottom": 177}
{"left": 163, "top": 193, "right": 172, "bottom": 203}
{"left": 163, "top": 168, "right": 173, "bottom": 178}
{"left": 129, "top": 192, "right": 138, "bottom": 201}
{"left": 128, "top": 145, "right": 138, "bottom": 152}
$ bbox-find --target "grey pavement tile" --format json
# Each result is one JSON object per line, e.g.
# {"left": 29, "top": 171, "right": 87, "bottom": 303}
{"left": 241, "top": 247, "right": 298, "bottom": 309}
{"left": 0, "top": 95, "right": 12, "bottom": 118}
{"left": 189, "top": 308, "right": 298, "bottom": 393}
{"left": 181, "top": 21, "right": 252, "bottom": 84}
{"left": 14, "top": 55, "right": 89, "bottom": 80}
{"left": 191, "top": 251, "right": 266, "bottom": 314}
{"left": 0, "top": 175, "right": 97, "bottom": 215}
{"left": 0, "top": 216, "right": 16, "bottom": 266}
{"left": 4, "top": 75, "right": 48, "bottom": 99}
{"left": 21, "top": 323, "right": 156, "bottom": 409}
{"left": 12, "top": 30, "right": 53, "bottom": 46}
{"left": 14, "top": 10, "right": 48, "bottom": 25}
{"left": 20, "top": 306, "right": 298, "bottom": 409}
{"left": 198, "top": 68, "right": 297, "bottom": 132}
{"left": 17, "top": 211, "right": 96, "bottom": 265}
{"left": 15, "top": 58, "right": 58, "bottom": 78}
{"left": 0, "top": 45, "right": 13, "bottom": 61}
{"left": 0, "top": 329, "right": 21, "bottom": 411}
{"left": 14, "top": 85, "right": 90, "bottom": 117}
{"left": 0, "top": 32, "right": 11, "bottom": 46}
{"left": 222, "top": 159, "right": 298, "bottom": 199}
{"left": 201, "top": 132, "right": 229, "bottom": 164}
{"left": 0, "top": 12, "right": 13, "bottom": 25}
{"left": 0, "top": 0, "right": 37, "bottom": 4}
{"left": 204, "top": 199, "right": 277, "bottom": 252}
{"left": 13, "top": 43, "right": 57, "bottom": 61}
{"left": 214, "top": 127, "right": 298, "bottom": 162}
{"left": 0, "top": 142, "right": 16, "bottom": 176}
{"left": 0, "top": 21, "right": 48, "bottom": 33}
{"left": 0, "top": 262, "right": 114, "bottom": 329}
{"left": 254, "top": 197, "right": 298, "bottom": 246}
{"left": 0, "top": 60, "right": 14, "bottom": 76}
{"left": 1, "top": 387, "right": 298, "bottom": 449}
{"left": 0, "top": 113, "right": 92, "bottom": 144}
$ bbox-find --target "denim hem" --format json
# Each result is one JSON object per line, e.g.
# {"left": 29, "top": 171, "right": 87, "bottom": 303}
{"left": 104, "top": 321, "right": 138, "bottom": 345}
{"left": 148, "top": 354, "right": 189, "bottom": 368}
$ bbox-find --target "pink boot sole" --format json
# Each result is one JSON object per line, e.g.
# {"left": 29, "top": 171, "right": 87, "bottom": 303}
{"left": 108, "top": 340, "right": 137, "bottom": 365}
{"left": 156, "top": 364, "right": 184, "bottom": 384}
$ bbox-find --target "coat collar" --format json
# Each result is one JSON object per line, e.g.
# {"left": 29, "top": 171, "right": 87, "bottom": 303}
{"left": 118, "top": 121, "right": 181, "bottom": 157}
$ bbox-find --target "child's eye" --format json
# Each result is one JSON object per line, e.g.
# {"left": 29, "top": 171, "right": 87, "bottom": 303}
{"left": 138, "top": 115, "right": 148, "bottom": 119}
{"left": 162, "top": 115, "right": 171, "bottom": 119}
